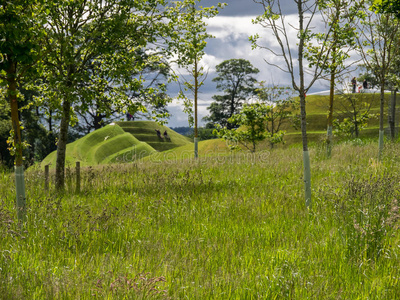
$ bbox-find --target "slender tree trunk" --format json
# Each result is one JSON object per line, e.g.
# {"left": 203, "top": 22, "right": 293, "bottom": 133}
{"left": 327, "top": 67, "right": 335, "bottom": 158}
{"left": 298, "top": 0, "right": 311, "bottom": 208}
{"left": 354, "top": 114, "right": 359, "bottom": 138}
{"left": 55, "top": 99, "right": 71, "bottom": 190}
{"left": 194, "top": 57, "right": 198, "bottom": 159}
{"left": 389, "top": 90, "right": 397, "bottom": 140}
{"left": 48, "top": 108, "right": 53, "bottom": 132}
{"left": 8, "top": 59, "right": 26, "bottom": 222}
{"left": 378, "top": 82, "right": 385, "bottom": 159}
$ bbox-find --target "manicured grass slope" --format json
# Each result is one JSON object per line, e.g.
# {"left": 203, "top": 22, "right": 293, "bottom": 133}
{"left": 40, "top": 124, "right": 156, "bottom": 168}
{"left": 142, "top": 138, "right": 233, "bottom": 162}
{"left": 278, "top": 93, "right": 397, "bottom": 144}
{"left": 3, "top": 142, "right": 400, "bottom": 298}
{"left": 116, "top": 121, "right": 192, "bottom": 152}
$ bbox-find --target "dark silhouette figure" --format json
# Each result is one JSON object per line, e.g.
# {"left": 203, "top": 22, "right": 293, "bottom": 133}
{"left": 155, "top": 129, "right": 164, "bottom": 140}
{"left": 126, "top": 113, "right": 134, "bottom": 121}
{"left": 351, "top": 77, "right": 357, "bottom": 93}
{"left": 363, "top": 79, "right": 368, "bottom": 90}
{"left": 164, "top": 130, "right": 171, "bottom": 141}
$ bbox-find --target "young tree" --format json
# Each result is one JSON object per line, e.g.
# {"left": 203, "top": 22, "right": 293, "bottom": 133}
{"left": 333, "top": 92, "right": 377, "bottom": 138}
{"left": 204, "top": 58, "right": 259, "bottom": 129}
{"left": 215, "top": 103, "right": 271, "bottom": 152}
{"left": 167, "top": 0, "right": 224, "bottom": 159}
{"left": 0, "top": 0, "right": 46, "bottom": 221}
{"left": 40, "top": 0, "right": 174, "bottom": 189}
{"left": 251, "top": 0, "right": 337, "bottom": 207}
{"left": 310, "top": 0, "right": 360, "bottom": 158}
{"left": 256, "top": 83, "right": 297, "bottom": 148}
{"left": 355, "top": 6, "right": 400, "bottom": 158}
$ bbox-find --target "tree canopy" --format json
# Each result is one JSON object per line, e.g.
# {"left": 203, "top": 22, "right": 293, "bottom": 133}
{"left": 204, "top": 58, "right": 259, "bottom": 129}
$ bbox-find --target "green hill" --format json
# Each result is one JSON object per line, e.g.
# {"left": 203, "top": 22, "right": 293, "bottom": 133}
{"left": 116, "top": 121, "right": 191, "bottom": 152}
{"left": 40, "top": 121, "right": 192, "bottom": 168}
{"left": 272, "top": 92, "right": 398, "bottom": 145}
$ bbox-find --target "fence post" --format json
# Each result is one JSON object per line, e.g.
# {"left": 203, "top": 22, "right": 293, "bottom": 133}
{"left": 44, "top": 164, "right": 49, "bottom": 191}
{"left": 76, "top": 161, "right": 80, "bottom": 193}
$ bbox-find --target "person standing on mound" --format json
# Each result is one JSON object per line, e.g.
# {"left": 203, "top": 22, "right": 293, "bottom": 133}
{"left": 351, "top": 77, "right": 357, "bottom": 93}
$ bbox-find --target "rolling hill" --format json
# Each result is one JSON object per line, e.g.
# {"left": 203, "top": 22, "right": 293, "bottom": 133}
{"left": 40, "top": 121, "right": 192, "bottom": 168}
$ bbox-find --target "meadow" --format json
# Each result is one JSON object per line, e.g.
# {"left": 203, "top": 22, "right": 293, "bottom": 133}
{"left": 2, "top": 140, "right": 400, "bottom": 299}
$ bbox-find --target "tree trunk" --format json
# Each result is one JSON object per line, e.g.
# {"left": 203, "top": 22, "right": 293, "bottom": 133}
{"left": 327, "top": 67, "right": 335, "bottom": 158}
{"left": 298, "top": 0, "right": 311, "bottom": 208}
{"left": 378, "top": 82, "right": 385, "bottom": 159}
{"left": 93, "top": 113, "right": 104, "bottom": 130}
{"left": 194, "top": 57, "right": 199, "bottom": 159}
{"left": 55, "top": 99, "right": 71, "bottom": 190}
{"left": 389, "top": 90, "right": 397, "bottom": 140}
{"left": 7, "top": 59, "right": 26, "bottom": 222}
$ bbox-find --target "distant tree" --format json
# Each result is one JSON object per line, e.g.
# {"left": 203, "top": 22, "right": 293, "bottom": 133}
{"left": 215, "top": 103, "right": 270, "bottom": 152}
{"left": 256, "top": 83, "right": 297, "bottom": 148}
{"left": 204, "top": 59, "right": 259, "bottom": 129}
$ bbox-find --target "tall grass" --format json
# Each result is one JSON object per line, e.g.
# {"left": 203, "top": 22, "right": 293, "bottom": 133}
{"left": 1, "top": 142, "right": 400, "bottom": 298}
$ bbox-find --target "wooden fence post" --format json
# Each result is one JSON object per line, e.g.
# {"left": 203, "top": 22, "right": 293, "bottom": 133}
{"left": 76, "top": 161, "right": 80, "bottom": 193}
{"left": 45, "top": 164, "right": 49, "bottom": 191}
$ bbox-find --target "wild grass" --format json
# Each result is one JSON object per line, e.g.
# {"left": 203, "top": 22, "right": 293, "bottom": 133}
{"left": 2, "top": 141, "right": 400, "bottom": 299}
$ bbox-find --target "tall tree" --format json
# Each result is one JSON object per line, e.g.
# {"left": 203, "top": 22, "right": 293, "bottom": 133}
{"left": 39, "top": 0, "right": 173, "bottom": 189}
{"left": 0, "top": 0, "right": 45, "bottom": 221}
{"left": 312, "top": 0, "right": 360, "bottom": 158}
{"left": 204, "top": 58, "right": 259, "bottom": 129}
{"left": 355, "top": 6, "right": 400, "bottom": 158}
{"left": 251, "top": 0, "right": 337, "bottom": 207}
{"left": 167, "top": 0, "right": 223, "bottom": 158}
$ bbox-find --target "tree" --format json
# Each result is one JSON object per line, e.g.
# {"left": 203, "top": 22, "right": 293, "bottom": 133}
{"left": 372, "top": 0, "right": 400, "bottom": 18}
{"left": 355, "top": 6, "right": 400, "bottom": 158}
{"left": 310, "top": 0, "right": 361, "bottom": 158}
{"left": 0, "top": 95, "right": 12, "bottom": 168}
{"left": 256, "top": 83, "right": 297, "bottom": 148}
{"left": 167, "top": 0, "right": 223, "bottom": 158}
{"left": 76, "top": 49, "right": 172, "bottom": 133}
{"left": 333, "top": 92, "right": 377, "bottom": 138}
{"left": 251, "top": 0, "right": 337, "bottom": 207}
{"left": 215, "top": 103, "right": 271, "bottom": 152}
{"left": 39, "top": 0, "right": 174, "bottom": 189}
{"left": 204, "top": 58, "right": 259, "bottom": 129}
{"left": 0, "top": 0, "right": 46, "bottom": 221}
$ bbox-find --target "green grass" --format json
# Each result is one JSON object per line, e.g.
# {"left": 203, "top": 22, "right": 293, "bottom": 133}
{"left": 3, "top": 141, "right": 400, "bottom": 298}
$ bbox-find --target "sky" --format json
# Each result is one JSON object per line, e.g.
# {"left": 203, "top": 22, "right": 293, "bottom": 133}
{"left": 164, "top": 0, "right": 343, "bottom": 128}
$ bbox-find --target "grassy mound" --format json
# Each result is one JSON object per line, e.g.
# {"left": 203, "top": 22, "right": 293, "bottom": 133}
{"left": 116, "top": 121, "right": 192, "bottom": 152}
{"left": 275, "top": 93, "right": 396, "bottom": 145}
{"left": 40, "top": 124, "right": 156, "bottom": 168}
